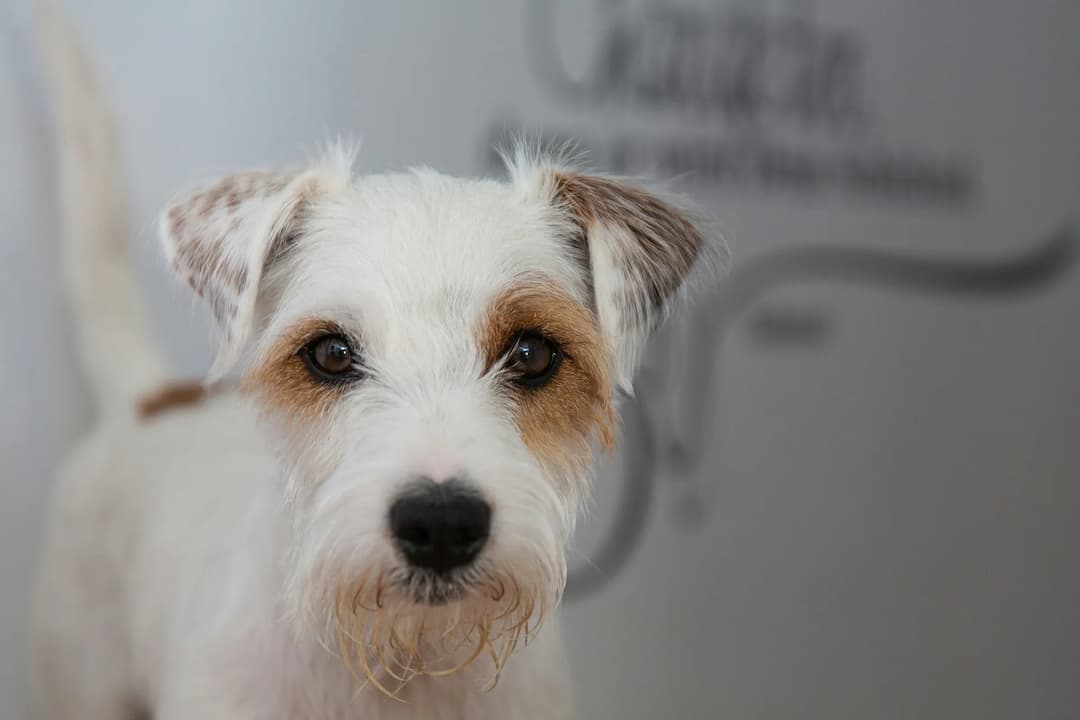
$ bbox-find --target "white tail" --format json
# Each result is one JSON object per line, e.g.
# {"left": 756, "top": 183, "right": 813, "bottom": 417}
{"left": 38, "top": 2, "right": 166, "bottom": 415}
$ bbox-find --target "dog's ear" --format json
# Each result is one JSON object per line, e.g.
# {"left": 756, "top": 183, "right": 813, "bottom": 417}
{"left": 511, "top": 158, "right": 720, "bottom": 392}
{"left": 160, "top": 168, "right": 324, "bottom": 381}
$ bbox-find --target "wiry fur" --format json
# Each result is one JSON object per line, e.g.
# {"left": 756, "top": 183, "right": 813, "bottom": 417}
{"left": 26, "top": 8, "right": 723, "bottom": 720}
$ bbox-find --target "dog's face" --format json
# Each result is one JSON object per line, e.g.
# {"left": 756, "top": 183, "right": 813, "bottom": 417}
{"left": 160, "top": 146, "right": 713, "bottom": 689}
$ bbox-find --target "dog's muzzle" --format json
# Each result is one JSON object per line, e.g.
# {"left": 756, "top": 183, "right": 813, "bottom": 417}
{"left": 389, "top": 478, "right": 491, "bottom": 574}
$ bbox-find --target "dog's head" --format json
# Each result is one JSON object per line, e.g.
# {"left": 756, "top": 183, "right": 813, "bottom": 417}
{"left": 160, "top": 144, "right": 720, "bottom": 691}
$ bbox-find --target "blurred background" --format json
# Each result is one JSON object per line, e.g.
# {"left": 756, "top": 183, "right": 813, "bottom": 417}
{"left": 2, "top": 1, "right": 1079, "bottom": 718}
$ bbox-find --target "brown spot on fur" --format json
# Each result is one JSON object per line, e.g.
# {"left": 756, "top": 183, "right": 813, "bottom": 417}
{"left": 199, "top": 174, "right": 253, "bottom": 217}
{"left": 207, "top": 292, "right": 237, "bottom": 328}
{"left": 242, "top": 318, "right": 348, "bottom": 422}
{"left": 235, "top": 265, "right": 249, "bottom": 292}
{"left": 168, "top": 205, "right": 187, "bottom": 236}
{"left": 480, "top": 281, "right": 615, "bottom": 477}
{"left": 265, "top": 173, "right": 291, "bottom": 195}
{"left": 169, "top": 210, "right": 250, "bottom": 330}
{"left": 225, "top": 187, "right": 243, "bottom": 209}
{"left": 196, "top": 189, "right": 217, "bottom": 218}
{"left": 137, "top": 381, "right": 210, "bottom": 420}
{"left": 551, "top": 171, "right": 703, "bottom": 313}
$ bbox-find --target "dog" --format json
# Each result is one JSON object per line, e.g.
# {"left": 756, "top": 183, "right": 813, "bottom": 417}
{"left": 25, "top": 7, "right": 722, "bottom": 719}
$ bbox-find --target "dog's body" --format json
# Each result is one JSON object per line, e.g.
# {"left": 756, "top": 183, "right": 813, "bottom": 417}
{"left": 26, "top": 8, "right": 720, "bottom": 720}
{"left": 33, "top": 393, "right": 568, "bottom": 720}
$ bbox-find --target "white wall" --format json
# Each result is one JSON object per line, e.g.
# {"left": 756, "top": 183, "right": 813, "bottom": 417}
{"left": 3, "top": 2, "right": 1080, "bottom": 718}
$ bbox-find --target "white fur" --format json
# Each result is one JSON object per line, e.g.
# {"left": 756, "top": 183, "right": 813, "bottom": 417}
{"left": 27, "top": 7, "right": 719, "bottom": 720}
{"left": 29, "top": 396, "right": 571, "bottom": 720}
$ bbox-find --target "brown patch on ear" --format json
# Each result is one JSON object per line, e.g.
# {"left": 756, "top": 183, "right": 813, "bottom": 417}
{"left": 480, "top": 281, "right": 615, "bottom": 477}
{"left": 164, "top": 170, "right": 297, "bottom": 332}
{"left": 551, "top": 171, "right": 703, "bottom": 308}
{"left": 241, "top": 318, "right": 348, "bottom": 422}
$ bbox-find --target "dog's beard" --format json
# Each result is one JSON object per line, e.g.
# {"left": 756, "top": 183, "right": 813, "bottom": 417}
{"left": 328, "top": 561, "right": 554, "bottom": 699}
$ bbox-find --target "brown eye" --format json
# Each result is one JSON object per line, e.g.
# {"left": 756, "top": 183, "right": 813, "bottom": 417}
{"left": 509, "top": 332, "right": 561, "bottom": 388}
{"left": 302, "top": 334, "right": 358, "bottom": 382}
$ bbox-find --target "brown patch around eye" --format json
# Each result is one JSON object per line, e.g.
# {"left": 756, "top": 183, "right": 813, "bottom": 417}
{"left": 242, "top": 318, "right": 350, "bottom": 422}
{"left": 480, "top": 281, "right": 615, "bottom": 476}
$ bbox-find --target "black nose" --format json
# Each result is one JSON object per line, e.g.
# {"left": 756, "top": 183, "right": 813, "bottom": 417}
{"left": 389, "top": 480, "right": 491, "bottom": 572}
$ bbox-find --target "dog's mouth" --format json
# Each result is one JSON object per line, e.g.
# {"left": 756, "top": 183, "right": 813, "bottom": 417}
{"left": 396, "top": 568, "right": 472, "bottom": 606}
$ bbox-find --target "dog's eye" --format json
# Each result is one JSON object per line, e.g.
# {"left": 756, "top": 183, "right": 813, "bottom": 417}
{"left": 302, "top": 334, "right": 358, "bottom": 382}
{"left": 508, "top": 332, "right": 561, "bottom": 388}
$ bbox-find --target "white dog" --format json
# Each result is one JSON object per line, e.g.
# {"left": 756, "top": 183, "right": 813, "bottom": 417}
{"left": 26, "top": 7, "right": 721, "bottom": 720}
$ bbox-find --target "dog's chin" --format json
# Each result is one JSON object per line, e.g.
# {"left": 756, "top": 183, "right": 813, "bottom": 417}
{"left": 325, "top": 559, "right": 554, "bottom": 698}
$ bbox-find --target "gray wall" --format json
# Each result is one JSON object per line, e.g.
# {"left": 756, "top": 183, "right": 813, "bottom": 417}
{"left": 3, "top": 1, "right": 1079, "bottom": 718}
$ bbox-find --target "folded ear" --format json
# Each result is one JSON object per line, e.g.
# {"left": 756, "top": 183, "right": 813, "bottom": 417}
{"left": 512, "top": 160, "right": 719, "bottom": 392}
{"left": 160, "top": 168, "right": 322, "bottom": 380}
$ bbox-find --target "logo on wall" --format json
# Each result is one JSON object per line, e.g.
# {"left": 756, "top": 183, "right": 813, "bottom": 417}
{"left": 474, "top": 1, "right": 1075, "bottom": 601}
{"left": 486, "top": 0, "right": 977, "bottom": 207}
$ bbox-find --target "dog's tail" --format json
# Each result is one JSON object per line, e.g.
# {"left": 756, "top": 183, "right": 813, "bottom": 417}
{"left": 37, "top": 2, "right": 167, "bottom": 415}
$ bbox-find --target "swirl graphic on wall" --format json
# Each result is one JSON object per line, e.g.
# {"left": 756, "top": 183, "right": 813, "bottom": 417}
{"left": 565, "top": 222, "right": 1076, "bottom": 601}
